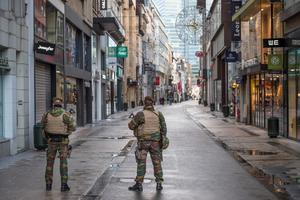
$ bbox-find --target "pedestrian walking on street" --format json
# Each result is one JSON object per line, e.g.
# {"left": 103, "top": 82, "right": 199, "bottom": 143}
{"left": 128, "top": 96, "right": 168, "bottom": 192}
{"left": 41, "top": 97, "right": 76, "bottom": 192}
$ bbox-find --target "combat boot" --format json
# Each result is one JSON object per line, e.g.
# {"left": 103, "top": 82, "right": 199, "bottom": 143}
{"left": 156, "top": 183, "right": 163, "bottom": 191}
{"left": 46, "top": 184, "right": 52, "bottom": 191}
{"left": 128, "top": 182, "right": 143, "bottom": 191}
{"left": 61, "top": 183, "right": 70, "bottom": 192}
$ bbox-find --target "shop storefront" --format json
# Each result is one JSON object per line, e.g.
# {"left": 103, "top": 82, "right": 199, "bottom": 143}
{"left": 287, "top": 48, "right": 300, "bottom": 140}
{"left": 65, "top": 4, "right": 92, "bottom": 126}
{"left": 233, "top": 0, "right": 284, "bottom": 132}
{"left": 34, "top": 0, "right": 64, "bottom": 123}
{"left": 250, "top": 73, "right": 283, "bottom": 132}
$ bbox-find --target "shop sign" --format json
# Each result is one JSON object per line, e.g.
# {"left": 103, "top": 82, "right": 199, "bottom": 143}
{"left": 225, "top": 51, "right": 238, "bottom": 62}
{"left": 0, "top": 57, "right": 9, "bottom": 70}
{"left": 35, "top": 41, "right": 55, "bottom": 55}
{"left": 231, "top": 0, "right": 242, "bottom": 41}
{"left": 144, "top": 63, "right": 153, "bottom": 71}
{"left": 100, "top": 0, "right": 107, "bottom": 10}
{"left": 108, "top": 47, "right": 117, "bottom": 57}
{"left": 195, "top": 51, "right": 204, "bottom": 57}
{"left": 236, "top": 77, "right": 242, "bottom": 84}
{"left": 116, "top": 46, "right": 128, "bottom": 58}
{"left": 117, "top": 66, "right": 123, "bottom": 77}
{"left": 155, "top": 76, "right": 160, "bottom": 86}
{"left": 268, "top": 54, "right": 283, "bottom": 70}
{"left": 84, "top": 81, "right": 91, "bottom": 88}
{"left": 287, "top": 39, "right": 300, "bottom": 47}
{"left": 263, "top": 38, "right": 285, "bottom": 48}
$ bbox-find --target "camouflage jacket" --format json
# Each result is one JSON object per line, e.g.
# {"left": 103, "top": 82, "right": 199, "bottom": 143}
{"left": 41, "top": 108, "right": 76, "bottom": 135}
{"left": 128, "top": 106, "right": 167, "bottom": 141}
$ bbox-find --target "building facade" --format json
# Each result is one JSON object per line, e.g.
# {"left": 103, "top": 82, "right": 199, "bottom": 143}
{"left": 0, "top": 0, "right": 29, "bottom": 157}
{"left": 233, "top": 0, "right": 284, "bottom": 133}
{"left": 282, "top": 0, "right": 300, "bottom": 140}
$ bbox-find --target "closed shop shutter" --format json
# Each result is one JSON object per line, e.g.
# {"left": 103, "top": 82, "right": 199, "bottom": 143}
{"left": 35, "top": 63, "right": 52, "bottom": 123}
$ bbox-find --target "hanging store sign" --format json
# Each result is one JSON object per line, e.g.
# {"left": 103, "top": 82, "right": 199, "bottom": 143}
{"left": 100, "top": 0, "right": 107, "bottom": 10}
{"left": 268, "top": 54, "right": 283, "bottom": 70}
{"left": 287, "top": 39, "right": 300, "bottom": 47}
{"left": 195, "top": 51, "right": 204, "bottom": 58}
{"left": 231, "top": 0, "right": 242, "bottom": 41}
{"left": 263, "top": 38, "right": 285, "bottom": 48}
{"left": 225, "top": 51, "right": 238, "bottom": 62}
{"left": 108, "top": 47, "right": 117, "bottom": 57}
{"left": 35, "top": 41, "right": 56, "bottom": 55}
{"left": 155, "top": 76, "right": 160, "bottom": 86}
{"left": 116, "top": 46, "right": 128, "bottom": 58}
{"left": 117, "top": 66, "right": 123, "bottom": 77}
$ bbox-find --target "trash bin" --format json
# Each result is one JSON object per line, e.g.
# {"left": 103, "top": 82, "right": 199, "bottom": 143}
{"left": 203, "top": 100, "right": 208, "bottom": 107}
{"left": 223, "top": 105, "right": 229, "bottom": 117}
{"left": 198, "top": 99, "right": 202, "bottom": 104}
{"left": 210, "top": 103, "right": 215, "bottom": 111}
{"left": 131, "top": 101, "right": 135, "bottom": 108}
{"left": 268, "top": 117, "right": 279, "bottom": 138}
{"left": 34, "top": 123, "right": 47, "bottom": 150}
{"left": 124, "top": 103, "right": 128, "bottom": 111}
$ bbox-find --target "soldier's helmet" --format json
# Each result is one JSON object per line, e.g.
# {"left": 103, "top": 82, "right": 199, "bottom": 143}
{"left": 52, "top": 97, "right": 63, "bottom": 107}
{"left": 144, "top": 96, "right": 154, "bottom": 106}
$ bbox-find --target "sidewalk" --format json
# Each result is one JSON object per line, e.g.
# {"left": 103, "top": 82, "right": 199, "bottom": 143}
{"left": 186, "top": 103, "right": 300, "bottom": 200}
{"left": 0, "top": 107, "right": 141, "bottom": 200}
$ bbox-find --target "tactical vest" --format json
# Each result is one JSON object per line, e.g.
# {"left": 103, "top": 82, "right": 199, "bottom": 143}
{"left": 45, "top": 112, "right": 68, "bottom": 135}
{"left": 142, "top": 110, "right": 160, "bottom": 136}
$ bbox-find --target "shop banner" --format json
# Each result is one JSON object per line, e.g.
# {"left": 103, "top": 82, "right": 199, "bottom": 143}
{"left": 108, "top": 47, "right": 117, "bottom": 57}
{"left": 100, "top": 0, "right": 107, "bottom": 10}
{"left": 225, "top": 51, "right": 238, "bottom": 62}
{"left": 231, "top": 0, "right": 242, "bottom": 41}
{"left": 268, "top": 54, "right": 283, "bottom": 70}
{"left": 116, "top": 46, "right": 128, "bottom": 58}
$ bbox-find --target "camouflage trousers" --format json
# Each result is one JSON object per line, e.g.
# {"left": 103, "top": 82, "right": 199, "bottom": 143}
{"left": 135, "top": 140, "right": 163, "bottom": 183}
{"left": 45, "top": 138, "right": 69, "bottom": 185}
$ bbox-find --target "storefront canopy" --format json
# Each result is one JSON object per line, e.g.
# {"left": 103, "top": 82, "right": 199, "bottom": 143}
{"left": 232, "top": 0, "right": 270, "bottom": 21}
{"left": 93, "top": 17, "right": 125, "bottom": 43}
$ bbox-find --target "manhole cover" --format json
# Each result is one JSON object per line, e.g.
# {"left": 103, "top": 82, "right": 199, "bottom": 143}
{"left": 119, "top": 178, "right": 152, "bottom": 184}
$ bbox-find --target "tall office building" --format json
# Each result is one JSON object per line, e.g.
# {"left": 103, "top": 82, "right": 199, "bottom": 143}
{"left": 153, "top": 0, "right": 200, "bottom": 84}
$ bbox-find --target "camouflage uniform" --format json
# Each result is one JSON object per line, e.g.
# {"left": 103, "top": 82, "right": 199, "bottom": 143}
{"left": 41, "top": 107, "right": 76, "bottom": 187}
{"left": 128, "top": 105, "right": 167, "bottom": 184}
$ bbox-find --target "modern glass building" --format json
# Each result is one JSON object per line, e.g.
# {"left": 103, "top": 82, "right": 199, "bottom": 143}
{"left": 153, "top": 0, "right": 200, "bottom": 84}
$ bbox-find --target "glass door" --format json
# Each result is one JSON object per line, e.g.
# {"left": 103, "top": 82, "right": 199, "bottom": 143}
{"left": 288, "top": 50, "right": 297, "bottom": 139}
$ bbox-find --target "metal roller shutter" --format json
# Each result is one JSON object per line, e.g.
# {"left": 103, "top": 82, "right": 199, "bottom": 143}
{"left": 35, "top": 63, "right": 51, "bottom": 123}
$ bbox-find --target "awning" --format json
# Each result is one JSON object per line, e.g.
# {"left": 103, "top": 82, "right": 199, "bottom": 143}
{"left": 93, "top": 17, "right": 125, "bottom": 43}
{"left": 232, "top": 0, "right": 270, "bottom": 22}
{"left": 239, "top": 64, "right": 268, "bottom": 76}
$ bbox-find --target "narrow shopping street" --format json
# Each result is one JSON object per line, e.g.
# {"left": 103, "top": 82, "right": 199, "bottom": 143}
{"left": 0, "top": 101, "right": 286, "bottom": 200}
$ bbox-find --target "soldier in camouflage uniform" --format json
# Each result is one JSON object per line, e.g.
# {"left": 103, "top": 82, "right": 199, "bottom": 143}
{"left": 41, "top": 97, "right": 76, "bottom": 192}
{"left": 128, "top": 96, "right": 167, "bottom": 191}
